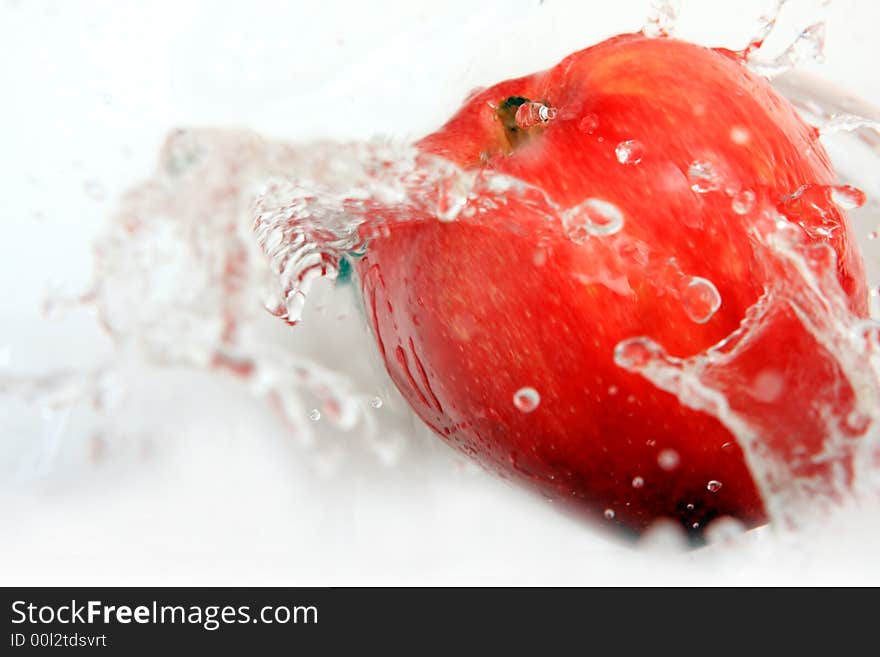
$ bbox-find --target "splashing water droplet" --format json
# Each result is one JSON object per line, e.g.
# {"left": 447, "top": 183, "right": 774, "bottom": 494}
{"left": 514, "top": 102, "right": 557, "bottom": 130}
{"left": 680, "top": 276, "right": 722, "bottom": 324}
{"left": 688, "top": 161, "right": 721, "bottom": 193}
{"left": 615, "top": 139, "right": 644, "bottom": 164}
{"left": 632, "top": 476, "right": 645, "bottom": 489}
{"left": 513, "top": 386, "right": 540, "bottom": 413}
{"left": 657, "top": 448, "right": 680, "bottom": 471}
{"left": 707, "top": 480, "right": 723, "bottom": 493}
{"left": 731, "top": 189, "right": 756, "bottom": 215}
{"left": 747, "top": 19, "right": 828, "bottom": 78}
{"left": 614, "top": 337, "right": 667, "bottom": 371}
{"left": 829, "top": 185, "right": 866, "bottom": 210}
{"left": 642, "top": 0, "right": 680, "bottom": 38}
{"left": 309, "top": 408, "right": 321, "bottom": 421}
{"left": 604, "top": 508, "right": 616, "bottom": 520}
{"left": 369, "top": 396, "right": 383, "bottom": 409}
{"left": 561, "top": 198, "right": 624, "bottom": 241}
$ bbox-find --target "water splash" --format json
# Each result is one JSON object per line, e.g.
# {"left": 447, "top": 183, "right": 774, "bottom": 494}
{"left": 614, "top": 206, "right": 880, "bottom": 526}
{"left": 642, "top": 0, "right": 680, "bottom": 39}
{"left": 5, "top": 9, "right": 880, "bottom": 538}
{"left": 745, "top": 1, "right": 829, "bottom": 78}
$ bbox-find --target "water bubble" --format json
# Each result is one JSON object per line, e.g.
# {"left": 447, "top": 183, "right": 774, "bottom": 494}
{"left": 686, "top": 503, "right": 695, "bottom": 511}
{"left": 604, "top": 508, "right": 616, "bottom": 520}
{"left": 578, "top": 113, "right": 599, "bottom": 134}
{"left": 513, "top": 387, "right": 540, "bottom": 413}
{"left": 688, "top": 160, "right": 721, "bottom": 193}
{"left": 731, "top": 189, "right": 756, "bottom": 215}
{"left": 561, "top": 198, "right": 624, "bottom": 241}
{"left": 369, "top": 396, "right": 383, "bottom": 409}
{"left": 632, "top": 476, "right": 645, "bottom": 489}
{"left": 657, "top": 448, "right": 680, "bottom": 471}
{"left": 680, "top": 276, "right": 721, "bottom": 324}
{"left": 514, "top": 102, "right": 557, "bottom": 130}
{"left": 614, "top": 337, "right": 666, "bottom": 371}
{"left": 615, "top": 139, "right": 644, "bottom": 164}
{"left": 707, "top": 480, "right": 723, "bottom": 493}
{"left": 829, "top": 185, "right": 866, "bottom": 210}
{"left": 308, "top": 408, "right": 321, "bottom": 421}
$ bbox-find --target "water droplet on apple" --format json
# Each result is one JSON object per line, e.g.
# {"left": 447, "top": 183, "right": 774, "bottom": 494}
{"left": 604, "top": 508, "right": 616, "bottom": 520}
{"left": 829, "top": 185, "right": 866, "bottom": 210}
{"left": 707, "top": 480, "right": 723, "bottom": 493}
{"left": 686, "top": 503, "right": 695, "bottom": 511}
{"left": 613, "top": 336, "right": 666, "bottom": 371}
{"left": 632, "top": 476, "right": 645, "bottom": 488}
{"left": 578, "top": 113, "right": 599, "bottom": 134}
{"left": 680, "top": 276, "right": 721, "bottom": 323}
{"left": 687, "top": 160, "right": 721, "bottom": 193}
{"left": 513, "top": 386, "right": 540, "bottom": 412}
{"left": 731, "top": 189, "right": 756, "bottom": 215}
{"left": 657, "top": 449, "right": 680, "bottom": 471}
{"left": 561, "top": 198, "right": 624, "bottom": 241}
{"left": 309, "top": 408, "right": 321, "bottom": 421}
{"left": 615, "top": 139, "right": 644, "bottom": 164}
{"left": 514, "top": 102, "right": 557, "bottom": 130}
{"left": 730, "top": 125, "right": 750, "bottom": 144}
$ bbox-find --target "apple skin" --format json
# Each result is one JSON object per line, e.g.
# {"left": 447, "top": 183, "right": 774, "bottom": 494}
{"left": 354, "top": 33, "right": 868, "bottom": 538}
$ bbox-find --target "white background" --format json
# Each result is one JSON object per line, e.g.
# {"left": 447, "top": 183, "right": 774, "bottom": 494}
{"left": 1, "top": 0, "right": 880, "bottom": 585}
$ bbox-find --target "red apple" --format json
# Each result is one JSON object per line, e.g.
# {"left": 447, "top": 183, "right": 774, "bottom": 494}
{"left": 354, "top": 33, "right": 868, "bottom": 539}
